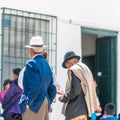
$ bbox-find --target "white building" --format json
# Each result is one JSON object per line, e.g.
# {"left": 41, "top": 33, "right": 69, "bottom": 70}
{"left": 1, "top": 0, "right": 120, "bottom": 119}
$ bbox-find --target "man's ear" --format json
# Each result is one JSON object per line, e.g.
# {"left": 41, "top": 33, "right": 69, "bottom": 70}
{"left": 29, "top": 48, "right": 34, "bottom": 57}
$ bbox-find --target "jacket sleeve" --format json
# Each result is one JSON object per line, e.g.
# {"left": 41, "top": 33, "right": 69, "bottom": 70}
{"left": 47, "top": 78, "right": 56, "bottom": 104}
{"left": 2, "top": 82, "right": 22, "bottom": 111}
{"left": 22, "top": 61, "right": 41, "bottom": 105}
{"left": 60, "top": 72, "right": 82, "bottom": 103}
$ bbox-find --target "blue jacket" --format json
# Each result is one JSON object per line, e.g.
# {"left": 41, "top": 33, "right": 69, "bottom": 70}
{"left": 100, "top": 116, "right": 118, "bottom": 120}
{"left": 21, "top": 55, "right": 56, "bottom": 113}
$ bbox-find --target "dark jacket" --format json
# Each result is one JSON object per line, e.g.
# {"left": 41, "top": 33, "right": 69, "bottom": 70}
{"left": 60, "top": 72, "right": 88, "bottom": 120}
{"left": 20, "top": 55, "right": 56, "bottom": 113}
{"left": 2, "top": 79, "right": 22, "bottom": 120}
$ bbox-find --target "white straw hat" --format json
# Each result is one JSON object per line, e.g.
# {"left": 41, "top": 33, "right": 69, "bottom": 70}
{"left": 25, "top": 36, "right": 46, "bottom": 48}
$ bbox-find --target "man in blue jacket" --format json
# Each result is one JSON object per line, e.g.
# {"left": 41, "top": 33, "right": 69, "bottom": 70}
{"left": 20, "top": 36, "right": 56, "bottom": 120}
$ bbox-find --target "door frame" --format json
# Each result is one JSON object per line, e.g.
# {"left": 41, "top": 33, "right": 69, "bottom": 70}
{"left": 81, "top": 27, "right": 118, "bottom": 113}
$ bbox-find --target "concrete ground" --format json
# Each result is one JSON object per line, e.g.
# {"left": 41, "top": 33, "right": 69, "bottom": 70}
{"left": 50, "top": 95, "right": 65, "bottom": 120}
{"left": 0, "top": 117, "right": 3, "bottom": 120}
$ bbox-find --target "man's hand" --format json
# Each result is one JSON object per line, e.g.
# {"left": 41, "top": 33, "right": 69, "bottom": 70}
{"left": 58, "top": 96, "right": 63, "bottom": 102}
{"left": 96, "top": 106, "right": 102, "bottom": 113}
{"left": 26, "top": 105, "right": 29, "bottom": 110}
{"left": 57, "top": 90, "right": 64, "bottom": 95}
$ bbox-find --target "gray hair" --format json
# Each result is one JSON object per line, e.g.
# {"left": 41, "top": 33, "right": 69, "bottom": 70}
{"left": 32, "top": 47, "right": 44, "bottom": 54}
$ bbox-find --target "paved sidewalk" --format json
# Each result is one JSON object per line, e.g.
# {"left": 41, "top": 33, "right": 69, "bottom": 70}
{"left": 50, "top": 95, "right": 65, "bottom": 120}
{"left": 0, "top": 117, "right": 3, "bottom": 120}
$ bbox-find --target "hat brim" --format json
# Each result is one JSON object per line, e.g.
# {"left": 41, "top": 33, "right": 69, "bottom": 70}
{"left": 62, "top": 55, "right": 80, "bottom": 68}
{"left": 24, "top": 45, "right": 47, "bottom": 48}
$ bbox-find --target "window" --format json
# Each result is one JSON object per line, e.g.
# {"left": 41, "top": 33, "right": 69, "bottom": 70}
{"left": 1, "top": 7, "right": 57, "bottom": 82}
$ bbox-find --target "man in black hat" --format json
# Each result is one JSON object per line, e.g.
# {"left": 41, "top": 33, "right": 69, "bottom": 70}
{"left": 58, "top": 51, "right": 100, "bottom": 120}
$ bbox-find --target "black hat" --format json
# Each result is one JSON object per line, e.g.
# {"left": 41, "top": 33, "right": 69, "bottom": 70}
{"left": 62, "top": 51, "right": 80, "bottom": 68}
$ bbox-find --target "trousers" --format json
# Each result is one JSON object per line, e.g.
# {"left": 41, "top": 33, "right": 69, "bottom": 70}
{"left": 71, "top": 115, "right": 87, "bottom": 120}
{"left": 22, "top": 98, "right": 49, "bottom": 120}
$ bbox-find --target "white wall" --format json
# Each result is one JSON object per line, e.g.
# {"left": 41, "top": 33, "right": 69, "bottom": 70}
{"left": 57, "top": 19, "right": 81, "bottom": 90}
{"left": 1, "top": 0, "right": 120, "bottom": 31}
